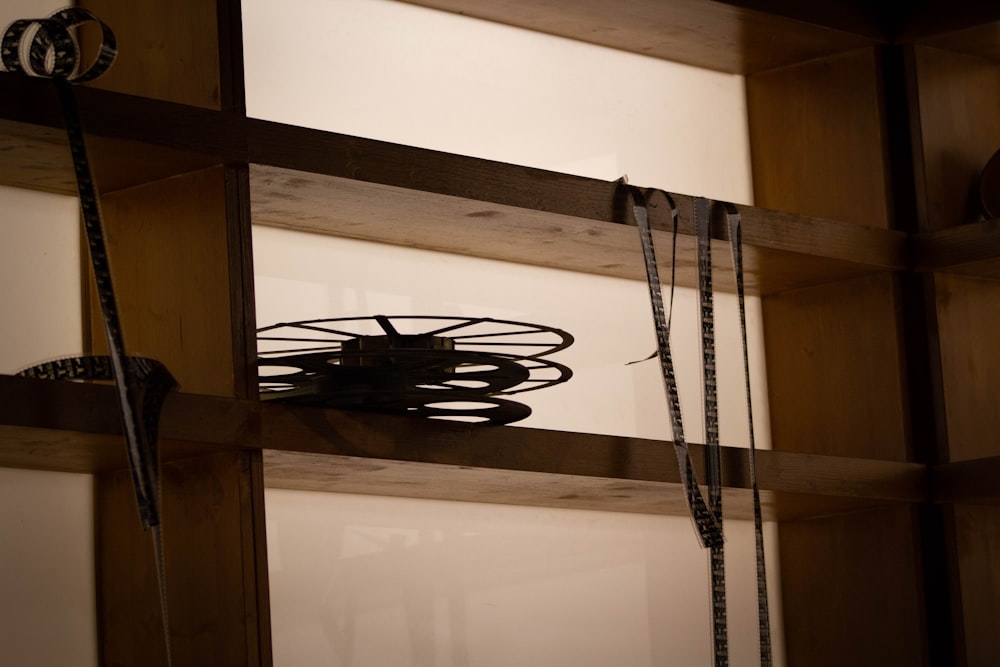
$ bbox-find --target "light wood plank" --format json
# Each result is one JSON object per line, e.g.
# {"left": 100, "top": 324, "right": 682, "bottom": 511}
{"left": 0, "top": 375, "right": 928, "bottom": 520}
{"left": 249, "top": 163, "right": 905, "bottom": 295}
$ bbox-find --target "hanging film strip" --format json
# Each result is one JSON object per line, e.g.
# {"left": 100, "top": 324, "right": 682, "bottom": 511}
{"left": 695, "top": 197, "right": 728, "bottom": 665}
{"left": 621, "top": 184, "right": 723, "bottom": 549}
{"left": 723, "top": 201, "right": 773, "bottom": 667}
{"left": 3, "top": 9, "right": 175, "bottom": 664}
{"left": 620, "top": 182, "right": 772, "bottom": 665}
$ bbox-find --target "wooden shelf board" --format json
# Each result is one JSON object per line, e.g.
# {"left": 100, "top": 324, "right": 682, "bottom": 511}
{"left": 397, "top": 1, "right": 1000, "bottom": 70}
{"left": 0, "top": 73, "right": 232, "bottom": 194}
{"left": 906, "top": 17, "right": 1000, "bottom": 62}
{"left": 0, "top": 374, "right": 927, "bottom": 520}
{"left": 248, "top": 160, "right": 906, "bottom": 296}
{"left": 393, "top": 0, "right": 875, "bottom": 74}
{"left": 0, "top": 75, "right": 907, "bottom": 295}
{"left": 913, "top": 218, "right": 1000, "bottom": 278}
{"left": 0, "top": 375, "right": 252, "bottom": 473}
{"left": 932, "top": 455, "right": 1000, "bottom": 505}
{"left": 262, "top": 449, "right": 911, "bottom": 521}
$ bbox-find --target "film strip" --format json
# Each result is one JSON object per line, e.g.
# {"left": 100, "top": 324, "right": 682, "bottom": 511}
{"left": 696, "top": 197, "right": 728, "bottom": 666}
{"left": 3, "top": 10, "right": 175, "bottom": 664}
{"left": 620, "top": 183, "right": 772, "bottom": 665}
{"left": 621, "top": 183, "right": 723, "bottom": 549}
{"left": 723, "top": 202, "right": 773, "bottom": 666}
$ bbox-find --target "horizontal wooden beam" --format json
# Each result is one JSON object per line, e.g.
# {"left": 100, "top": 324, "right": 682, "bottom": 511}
{"left": 912, "top": 219, "right": 1000, "bottom": 277}
{"left": 0, "top": 73, "right": 232, "bottom": 194}
{"left": 247, "top": 159, "right": 906, "bottom": 296}
{"left": 396, "top": 0, "right": 1000, "bottom": 70}
{"left": 0, "top": 374, "right": 927, "bottom": 520}
{"left": 932, "top": 455, "right": 1000, "bottom": 505}
{"left": 392, "top": 0, "right": 875, "bottom": 74}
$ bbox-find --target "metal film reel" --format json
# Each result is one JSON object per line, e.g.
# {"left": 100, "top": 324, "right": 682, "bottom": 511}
{"left": 257, "top": 315, "right": 573, "bottom": 425}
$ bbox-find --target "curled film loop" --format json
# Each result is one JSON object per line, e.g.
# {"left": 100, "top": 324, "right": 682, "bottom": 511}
{"left": 0, "top": 8, "right": 116, "bottom": 81}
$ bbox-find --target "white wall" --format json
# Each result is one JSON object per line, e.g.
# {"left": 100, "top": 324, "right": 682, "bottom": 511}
{"left": 244, "top": 1, "right": 783, "bottom": 665}
{"left": 266, "top": 490, "right": 780, "bottom": 667}
{"left": 0, "top": 182, "right": 95, "bottom": 664}
{"left": 0, "top": 467, "right": 96, "bottom": 667}
{"left": 243, "top": 0, "right": 753, "bottom": 203}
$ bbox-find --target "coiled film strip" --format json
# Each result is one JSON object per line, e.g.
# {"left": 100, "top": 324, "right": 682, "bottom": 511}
{"left": 620, "top": 183, "right": 772, "bottom": 666}
{"left": 3, "top": 9, "right": 176, "bottom": 664}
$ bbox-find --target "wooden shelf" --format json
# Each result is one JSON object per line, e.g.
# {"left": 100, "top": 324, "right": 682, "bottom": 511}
{"left": 0, "top": 73, "right": 230, "bottom": 194}
{"left": 0, "top": 373, "right": 926, "bottom": 521}
{"left": 913, "top": 218, "right": 1000, "bottom": 278}
{"left": 394, "top": 0, "right": 876, "bottom": 74}
{"left": 906, "top": 17, "right": 1000, "bottom": 62}
{"left": 247, "top": 122, "right": 908, "bottom": 295}
{"left": 394, "top": 1, "right": 1000, "bottom": 73}
{"left": 932, "top": 455, "right": 1000, "bottom": 505}
{"left": 0, "top": 71, "right": 908, "bottom": 295}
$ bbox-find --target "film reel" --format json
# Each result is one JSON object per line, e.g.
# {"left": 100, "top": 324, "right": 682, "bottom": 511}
{"left": 257, "top": 315, "right": 573, "bottom": 424}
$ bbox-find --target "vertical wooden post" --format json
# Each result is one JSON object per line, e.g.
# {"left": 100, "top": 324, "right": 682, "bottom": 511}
{"left": 910, "top": 44, "right": 1000, "bottom": 666}
{"left": 76, "top": 0, "right": 270, "bottom": 663}
{"left": 747, "top": 47, "right": 931, "bottom": 666}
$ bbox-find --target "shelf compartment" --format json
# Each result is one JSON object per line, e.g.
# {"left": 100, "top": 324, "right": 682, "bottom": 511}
{"left": 0, "top": 374, "right": 926, "bottom": 521}
{"left": 0, "top": 72, "right": 232, "bottom": 195}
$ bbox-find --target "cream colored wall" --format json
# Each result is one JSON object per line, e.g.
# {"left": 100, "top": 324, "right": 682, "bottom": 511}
{"left": 0, "top": 180, "right": 95, "bottom": 665}
{"left": 0, "top": 467, "right": 96, "bottom": 666}
{"left": 244, "top": 1, "right": 783, "bottom": 666}
{"left": 243, "top": 0, "right": 753, "bottom": 203}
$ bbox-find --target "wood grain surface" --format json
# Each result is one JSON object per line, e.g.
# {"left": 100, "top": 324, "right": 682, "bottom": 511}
{"left": 95, "top": 450, "right": 271, "bottom": 666}
{"left": 747, "top": 48, "right": 891, "bottom": 229}
{"left": 0, "top": 374, "right": 928, "bottom": 521}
